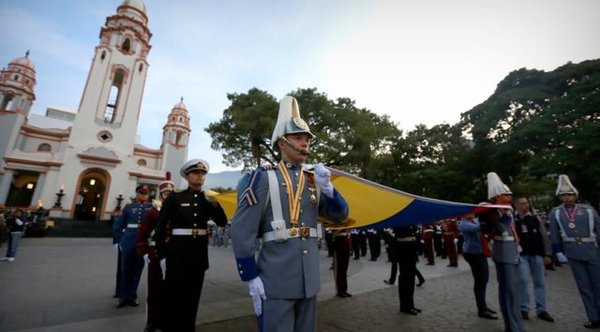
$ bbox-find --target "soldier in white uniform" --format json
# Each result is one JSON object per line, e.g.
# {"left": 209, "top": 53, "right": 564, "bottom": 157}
{"left": 230, "top": 96, "right": 349, "bottom": 332}
{"left": 549, "top": 175, "right": 600, "bottom": 329}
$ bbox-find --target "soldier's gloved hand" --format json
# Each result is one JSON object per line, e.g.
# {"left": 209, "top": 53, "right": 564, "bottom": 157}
{"left": 248, "top": 276, "right": 266, "bottom": 316}
{"left": 160, "top": 258, "right": 167, "bottom": 280}
{"left": 314, "top": 163, "right": 334, "bottom": 198}
{"left": 556, "top": 252, "right": 568, "bottom": 264}
{"left": 143, "top": 254, "right": 150, "bottom": 264}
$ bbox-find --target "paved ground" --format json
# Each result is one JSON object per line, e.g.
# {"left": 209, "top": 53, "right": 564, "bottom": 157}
{"left": 0, "top": 237, "right": 590, "bottom": 332}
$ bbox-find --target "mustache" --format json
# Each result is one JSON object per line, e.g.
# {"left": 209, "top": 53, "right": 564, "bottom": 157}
{"left": 282, "top": 137, "right": 310, "bottom": 156}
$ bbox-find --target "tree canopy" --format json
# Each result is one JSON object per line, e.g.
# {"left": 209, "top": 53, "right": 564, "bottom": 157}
{"left": 206, "top": 59, "right": 600, "bottom": 209}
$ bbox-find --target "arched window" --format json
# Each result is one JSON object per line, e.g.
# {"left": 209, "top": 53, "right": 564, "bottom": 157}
{"left": 122, "top": 38, "right": 131, "bottom": 52}
{"left": 138, "top": 63, "right": 143, "bottom": 73}
{"left": 38, "top": 143, "right": 51, "bottom": 152}
{"left": 104, "top": 69, "right": 125, "bottom": 123}
{"left": 101, "top": 50, "right": 106, "bottom": 61}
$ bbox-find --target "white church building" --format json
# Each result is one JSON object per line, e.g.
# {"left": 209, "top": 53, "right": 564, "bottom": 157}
{"left": 0, "top": 0, "right": 190, "bottom": 220}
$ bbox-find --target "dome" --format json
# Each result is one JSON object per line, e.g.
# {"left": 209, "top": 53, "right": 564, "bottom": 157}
{"left": 10, "top": 51, "right": 35, "bottom": 71}
{"left": 171, "top": 98, "right": 188, "bottom": 113}
{"left": 120, "top": 0, "right": 147, "bottom": 13}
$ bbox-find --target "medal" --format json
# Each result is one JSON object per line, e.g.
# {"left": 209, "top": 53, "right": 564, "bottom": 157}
{"left": 308, "top": 187, "right": 317, "bottom": 204}
{"left": 562, "top": 205, "right": 578, "bottom": 230}
{"left": 568, "top": 222, "right": 576, "bottom": 229}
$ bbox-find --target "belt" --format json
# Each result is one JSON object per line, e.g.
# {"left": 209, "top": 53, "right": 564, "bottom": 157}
{"left": 148, "top": 240, "right": 156, "bottom": 246}
{"left": 423, "top": 229, "right": 434, "bottom": 233}
{"left": 493, "top": 236, "right": 515, "bottom": 241}
{"left": 126, "top": 224, "right": 139, "bottom": 229}
{"left": 397, "top": 236, "right": 416, "bottom": 242}
{"left": 443, "top": 232, "right": 455, "bottom": 235}
{"left": 565, "top": 237, "right": 595, "bottom": 244}
{"left": 263, "top": 227, "right": 318, "bottom": 242}
{"left": 172, "top": 228, "right": 207, "bottom": 236}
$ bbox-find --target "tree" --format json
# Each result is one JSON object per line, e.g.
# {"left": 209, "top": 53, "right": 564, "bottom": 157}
{"left": 205, "top": 88, "right": 278, "bottom": 167}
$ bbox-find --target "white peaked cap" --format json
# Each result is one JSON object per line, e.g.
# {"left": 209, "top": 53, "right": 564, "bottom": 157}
{"left": 487, "top": 172, "right": 512, "bottom": 200}
{"left": 555, "top": 174, "right": 579, "bottom": 196}
{"left": 271, "top": 96, "right": 315, "bottom": 147}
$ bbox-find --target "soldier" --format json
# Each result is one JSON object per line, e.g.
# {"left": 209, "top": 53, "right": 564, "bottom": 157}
{"left": 395, "top": 225, "right": 422, "bottom": 315}
{"left": 230, "top": 96, "right": 349, "bottom": 332}
{"left": 480, "top": 172, "right": 523, "bottom": 332}
{"left": 366, "top": 228, "right": 381, "bottom": 261}
{"left": 422, "top": 223, "right": 435, "bottom": 265}
{"left": 333, "top": 229, "right": 353, "bottom": 297}
{"left": 549, "top": 175, "right": 600, "bottom": 329}
{"left": 112, "top": 184, "right": 153, "bottom": 308}
{"left": 442, "top": 218, "right": 459, "bottom": 267}
{"left": 136, "top": 172, "right": 175, "bottom": 332}
{"left": 154, "top": 159, "right": 228, "bottom": 332}
{"left": 350, "top": 228, "right": 361, "bottom": 260}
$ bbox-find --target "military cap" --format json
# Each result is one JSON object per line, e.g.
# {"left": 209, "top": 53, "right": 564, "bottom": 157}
{"left": 136, "top": 184, "right": 150, "bottom": 194}
{"left": 180, "top": 159, "right": 210, "bottom": 177}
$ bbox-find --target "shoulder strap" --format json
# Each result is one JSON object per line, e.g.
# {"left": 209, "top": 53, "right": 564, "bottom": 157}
{"left": 266, "top": 170, "right": 283, "bottom": 221}
{"left": 554, "top": 208, "right": 568, "bottom": 241}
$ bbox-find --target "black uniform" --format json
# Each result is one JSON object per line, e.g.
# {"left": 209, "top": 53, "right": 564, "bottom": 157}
{"left": 394, "top": 226, "right": 420, "bottom": 314}
{"left": 154, "top": 188, "right": 227, "bottom": 332}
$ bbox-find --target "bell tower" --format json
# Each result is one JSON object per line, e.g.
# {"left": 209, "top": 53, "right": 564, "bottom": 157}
{"left": 68, "top": 0, "right": 152, "bottom": 151}
{"left": 161, "top": 98, "right": 191, "bottom": 186}
{"left": 0, "top": 51, "right": 36, "bottom": 169}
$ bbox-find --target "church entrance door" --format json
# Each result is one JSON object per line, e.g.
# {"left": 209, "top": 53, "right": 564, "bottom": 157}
{"left": 74, "top": 169, "right": 109, "bottom": 221}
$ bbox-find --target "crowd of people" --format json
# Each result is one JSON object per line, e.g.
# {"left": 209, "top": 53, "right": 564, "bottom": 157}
{"left": 3, "top": 96, "right": 599, "bottom": 332}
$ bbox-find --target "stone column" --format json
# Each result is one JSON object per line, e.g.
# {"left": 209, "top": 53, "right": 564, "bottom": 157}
{"left": 0, "top": 169, "right": 14, "bottom": 205}
{"left": 30, "top": 173, "right": 46, "bottom": 207}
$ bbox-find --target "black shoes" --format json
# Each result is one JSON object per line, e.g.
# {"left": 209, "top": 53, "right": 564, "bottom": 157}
{"left": 486, "top": 308, "right": 497, "bottom": 314}
{"left": 400, "top": 308, "right": 421, "bottom": 315}
{"left": 584, "top": 321, "right": 600, "bottom": 329}
{"left": 116, "top": 299, "right": 139, "bottom": 308}
{"left": 521, "top": 311, "right": 529, "bottom": 320}
{"left": 383, "top": 279, "right": 394, "bottom": 285}
{"left": 537, "top": 311, "right": 555, "bottom": 322}
{"left": 478, "top": 311, "right": 498, "bottom": 320}
{"left": 336, "top": 293, "right": 352, "bottom": 298}
{"left": 447, "top": 263, "right": 458, "bottom": 267}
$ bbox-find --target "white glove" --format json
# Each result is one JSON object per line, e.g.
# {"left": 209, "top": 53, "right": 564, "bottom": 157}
{"left": 114, "top": 243, "right": 119, "bottom": 249}
{"left": 556, "top": 252, "right": 568, "bottom": 264}
{"left": 160, "top": 258, "right": 167, "bottom": 280}
{"left": 248, "top": 276, "right": 267, "bottom": 316}
{"left": 453, "top": 238, "right": 459, "bottom": 244}
{"left": 314, "top": 163, "right": 334, "bottom": 198}
{"left": 143, "top": 254, "right": 150, "bottom": 264}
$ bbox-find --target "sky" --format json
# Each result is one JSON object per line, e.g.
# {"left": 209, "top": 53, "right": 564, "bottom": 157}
{"left": 1, "top": 0, "right": 599, "bottom": 173}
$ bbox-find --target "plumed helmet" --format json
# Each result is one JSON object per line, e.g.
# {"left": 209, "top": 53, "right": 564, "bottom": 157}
{"left": 487, "top": 172, "right": 512, "bottom": 200}
{"left": 158, "top": 171, "right": 176, "bottom": 193}
{"left": 271, "top": 96, "right": 315, "bottom": 148}
{"left": 555, "top": 174, "right": 578, "bottom": 196}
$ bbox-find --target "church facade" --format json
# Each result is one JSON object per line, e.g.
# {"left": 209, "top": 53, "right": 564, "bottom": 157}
{"left": 0, "top": 0, "right": 190, "bottom": 220}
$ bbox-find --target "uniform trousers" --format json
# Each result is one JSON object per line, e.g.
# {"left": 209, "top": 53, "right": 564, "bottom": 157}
{"left": 518, "top": 255, "right": 547, "bottom": 313}
{"left": 443, "top": 234, "right": 458, "bottom": 266}
{"left": 260, "top": 296, "right": 317, "bottom": 332}
{"left": 496, "top": 262, "right": 523, "bottom": 332}
{"left": 569, "top": 256, "right": 600, "bottom": 322}
{"left": 333, "top": 240, "right": 351, "bottom": 295}
{"left": 146, "top": 257, "right": 167, "bottom": 329}
{"left": 367, "top": 236, "right": 381, "bottom": 261}
{"left": 164, "top": 261, "right": 205, "bottom": 332}
{"left": 464, "top": 252, "right": 490, "bottom": 314}
{"left": 397, "top": 242, "right": 417, "bottom": 311}
{"left": 423, "top": 232, "right": 434, "bottom": 264}
{"left": 119, "top": 248, "right": 144, "bottom": 301}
